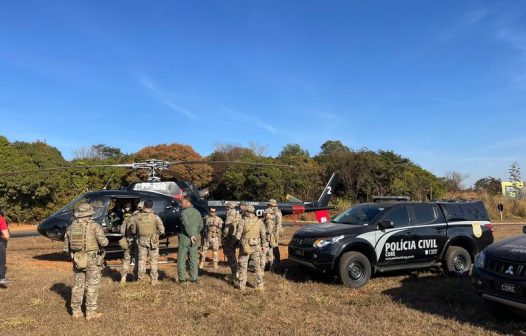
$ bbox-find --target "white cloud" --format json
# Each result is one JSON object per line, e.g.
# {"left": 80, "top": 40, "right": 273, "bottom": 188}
{"left": 138, "top": 77, "right": 195, "bottom": 119}
{"left": 222, "top": 107, "right": 277, "bottom": 134}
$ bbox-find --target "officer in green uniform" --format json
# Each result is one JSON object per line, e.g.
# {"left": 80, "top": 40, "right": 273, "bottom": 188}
{"left": 177, "top": 196, "right": 203, "bottom": 283}
{"left": 64, "top": 203, "right": 108, "bottom": 320}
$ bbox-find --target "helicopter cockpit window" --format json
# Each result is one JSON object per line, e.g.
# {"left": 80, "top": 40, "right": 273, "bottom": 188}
{"left": 57, "top": 195, "right": 108, "bottom": 220}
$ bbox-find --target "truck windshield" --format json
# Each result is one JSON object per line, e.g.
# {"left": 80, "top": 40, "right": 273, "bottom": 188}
{"left": 333, "top": 206, "right": 383, "bottom": 225}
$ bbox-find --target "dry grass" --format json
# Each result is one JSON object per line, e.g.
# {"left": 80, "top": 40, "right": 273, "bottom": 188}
{"left": 1, "top": 225, "right": 526, "bottom": 335}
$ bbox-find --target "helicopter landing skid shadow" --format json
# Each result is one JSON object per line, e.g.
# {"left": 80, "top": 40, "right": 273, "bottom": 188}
{"left": 50, "top": 283, "right": 72, "bottom": 313}
{"left": 34, "top": 252, "right": 69, "bottom": 262}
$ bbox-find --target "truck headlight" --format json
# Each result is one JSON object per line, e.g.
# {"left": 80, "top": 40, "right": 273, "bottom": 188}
{"left": 313, "top": 235, "right": 344, "bottom": 248}
{"left": 475, "top": 250, "right": 486, "bottom": 269}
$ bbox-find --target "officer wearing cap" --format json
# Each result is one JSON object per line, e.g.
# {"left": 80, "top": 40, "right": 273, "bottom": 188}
{"left": 222, "top": 202, "right": 241, "bottom": 281}
{"left": 235, "top": 205, "right": 267, "bottom": 291}
{"left": 178, "top": 196, "right": 203, "bottom": 283}
{"left": 200, "top": 208, "right": 223, "bottom": 269}
{"left": 267, "top": 199, "right": 283, "bottom": 272}
{"left": 64, "top": 203, "right": 108, "bottom": 320}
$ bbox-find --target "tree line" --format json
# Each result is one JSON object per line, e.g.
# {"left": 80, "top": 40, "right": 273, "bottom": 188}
{"left": 0, "top": 135, "right": 451, "bottom": 223}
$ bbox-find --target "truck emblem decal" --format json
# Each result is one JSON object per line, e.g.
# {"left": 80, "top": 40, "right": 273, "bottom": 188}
{"left": 505, "top": 265, "right": 514, "bottom": 275}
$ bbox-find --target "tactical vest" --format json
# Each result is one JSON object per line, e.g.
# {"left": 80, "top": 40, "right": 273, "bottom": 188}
{"left": 243, "top": 217, "right": 261, "bottom": 240}
{"left": 136, "top": 212, "right": 156, "bottom": 237}
{"left": 69, "top": 220, "right": 99, "bottom": 252}
{"left": 207, "top": 216, "right": 221, "bottom": 237}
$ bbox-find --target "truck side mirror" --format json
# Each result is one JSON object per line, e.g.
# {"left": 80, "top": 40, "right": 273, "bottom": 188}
{"left": 379, "top": 220, "right": 394, "bottom": 230}
{"left": 523, "top": 226, "right": 526, "bottom": 234}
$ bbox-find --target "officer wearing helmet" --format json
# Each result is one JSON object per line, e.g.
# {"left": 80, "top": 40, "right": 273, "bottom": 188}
{"left": 235, "top": 205, "right": 267, "bottom": 291}
{"left": 64, "top": 202, "right": 108, "bottom": 320}
{"left": 119, "top": 201, "right": 143, "bottom": 284}
{"left": 262, "top": 199, "right": 283, "bottom": 272}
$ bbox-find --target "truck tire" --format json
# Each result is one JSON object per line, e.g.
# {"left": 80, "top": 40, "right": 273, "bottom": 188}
{"left": 339, "top": 251, "right": 371, "bottom": 288}
{"left": 444, "top": 246, "right": 471, "bottom": 276}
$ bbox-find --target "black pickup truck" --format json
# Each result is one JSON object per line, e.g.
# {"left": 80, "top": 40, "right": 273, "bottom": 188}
{"left": 289, "top": 201, "right": 494, "bottom": 288}
{"left": 473, "top": 226, "right": 526, "bottom": 317}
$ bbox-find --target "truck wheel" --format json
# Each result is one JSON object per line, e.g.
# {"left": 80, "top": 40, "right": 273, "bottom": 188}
{"left": 339, "top": 251, "right": 371, "bottom": 288}
{"left": 444, "top": 246, "right": 471, "bottom": 276}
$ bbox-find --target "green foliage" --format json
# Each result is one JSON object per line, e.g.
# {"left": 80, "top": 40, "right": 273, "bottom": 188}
{"left": 0, "top": 136, "right": 447, "bottom": 222}
{"left": 474, "top": 177, "right": 502, "bottom": 195}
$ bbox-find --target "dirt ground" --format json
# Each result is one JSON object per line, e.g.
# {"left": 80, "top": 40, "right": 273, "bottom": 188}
{"left": 1, "top": 224, "right": 526, "bottom": 335}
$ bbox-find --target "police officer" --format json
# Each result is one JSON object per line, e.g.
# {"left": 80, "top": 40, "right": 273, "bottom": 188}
{"left": 222, "top": 202, "right": 241, "bottom": 282}
{"left": 131, "top": 200, "right": 164, "bottom": 285}
{"left": 177, "top": 197, "right": 203, "bottom": 283}
{"left": 200, "top": 208, "right": 223, "bottom": 269}
{"left": 235, "top": 205, "right": 267, "bottom": 291}
{"left": 267, "top": 199, "right": 283, "bottom": 271}
{"left": 64, "top": 203, "right": 108, "bottom": 320}
{"left": 261, "top": 207, "right": 276, "bottom": 272}
{"left": 119, "top": 201, "right": 143, "bottom": 284}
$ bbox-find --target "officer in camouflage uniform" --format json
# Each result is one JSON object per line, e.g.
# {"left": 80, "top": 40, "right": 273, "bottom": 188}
{"left": 64, "top": 203, "right": 108, "bottom": 320}
{"left": 222, "top": 202, "right": 241, "bottom": 281}
{"left": 235, "top": 205, "right": 267, "bottom": 291}
{"left": 131, "top": 200, "right": 165, "bottom": 285}
{"left": 200, "top": 208, "right": 223, "bottom": 269}
{"left": 267, "top": 199, "right": 283, "bottom": 271}
{"left": 119, "top": 201, "right": 143, "bottom": 284}
{"left": 260, "top": 206, "right": 276, "bottom": 272}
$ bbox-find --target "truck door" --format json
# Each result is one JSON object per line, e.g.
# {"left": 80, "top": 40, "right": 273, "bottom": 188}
{"left": 410, "top": 203, "right": 447, "bottom": 262}
{"left": 376, "top": 205, "right": 415, "bottom": 265}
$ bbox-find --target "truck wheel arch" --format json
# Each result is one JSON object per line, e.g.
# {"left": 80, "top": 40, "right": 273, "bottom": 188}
{"left": 335, "top": 240, "right": 377, "bottom": 273}
{"left": 442, "top": 236, "right": 476, "bottom": 261}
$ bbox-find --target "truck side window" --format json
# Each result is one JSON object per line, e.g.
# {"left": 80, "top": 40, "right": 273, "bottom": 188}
{"left": 383, "top": 206, "right": 410, "bottom": 228}
{"left": 412, "top": 204, "right": 438, "bottom": 225}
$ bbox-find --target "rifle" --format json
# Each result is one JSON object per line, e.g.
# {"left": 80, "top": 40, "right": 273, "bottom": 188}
{"left": 200, "top": 219, "right": 208, "bottom": 253}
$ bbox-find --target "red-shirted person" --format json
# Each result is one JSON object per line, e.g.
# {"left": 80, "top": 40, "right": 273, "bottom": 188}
{"left": 0, "top": 207, "right": 9, "bottom": 288}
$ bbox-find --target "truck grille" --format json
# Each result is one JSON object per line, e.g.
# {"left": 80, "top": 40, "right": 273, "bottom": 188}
{"left": 485, "top": 256, "right": 526, "bottom": 278}
{"left": 290, "top": 236, "right": 316, "bottom": 247}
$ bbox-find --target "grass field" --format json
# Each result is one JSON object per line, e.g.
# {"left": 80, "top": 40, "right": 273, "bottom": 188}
{"left": 1, "top": 224, "right": 526, "bottom": 335}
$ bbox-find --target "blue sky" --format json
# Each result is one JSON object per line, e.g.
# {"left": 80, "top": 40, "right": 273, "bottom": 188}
{"left": 1, "top": 1, "right": 525, "bottom": 186}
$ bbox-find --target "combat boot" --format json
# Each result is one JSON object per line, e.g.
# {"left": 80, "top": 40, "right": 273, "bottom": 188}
{"left": 71, "top": 310, "right": 82, "bottom": 318}
{"left": 151, "top": 279, "right": 158, "bottom": 286}
{"left": 120, "top": 276, "right": 126, "bottom": 286}
{"left": 255, "top": 284, "right": 265, "bottom": 291}
{"left": 86, "top": 312, "right": 102, "bottom": 321}
{"left": 213, "top": 262, "right": 218, "bottom": 269}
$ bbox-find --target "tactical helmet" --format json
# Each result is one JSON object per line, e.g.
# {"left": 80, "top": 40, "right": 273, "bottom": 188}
{"left": 245, "top": 205, "right": 255, "bottom": 213}
{"left": 268, "top": 199, "right": 277, "bottom": 206}
{"left": 74, "top": 203, "right": 94, "bottom": 218}
{"left": 227, "top": 202, "right": 236, "bottom": 209}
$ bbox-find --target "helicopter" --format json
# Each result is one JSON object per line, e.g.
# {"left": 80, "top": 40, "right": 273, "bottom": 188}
{"left": 0, "top": 159, "right": 338, "bottom": 247}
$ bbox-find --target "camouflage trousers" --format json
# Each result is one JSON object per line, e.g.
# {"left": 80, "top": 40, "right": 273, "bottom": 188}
{"left": 137, "top": 238, "right": 159, "bottom": 281}
{"left": 222, "top": 237, "right": 238, "bottom": 275}
{"left": 71, "top": 252, "right": 101, "bottom": 315}
{"left": 201, "top": 236, "right": 220, "bottom": 266}
{"left": 120, "top": 241, "right": 138, "bottom": 280}
{"left": 238, "top": 248, "right": 263, "bottom": 289}
{"left": 260, "top": 242, "right": 274, "bottom": 270}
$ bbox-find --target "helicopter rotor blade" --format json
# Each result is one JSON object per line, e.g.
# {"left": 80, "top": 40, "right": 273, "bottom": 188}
{"left": 168, "top": 160, "right": 294, "bottom": 168}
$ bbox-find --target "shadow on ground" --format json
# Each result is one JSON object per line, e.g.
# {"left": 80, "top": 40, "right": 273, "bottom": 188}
{"left": 382, "top": 274, "right": 526, "bottom": 335}
{"left": 50, "top": 283, "right": 71, "bottom": 313}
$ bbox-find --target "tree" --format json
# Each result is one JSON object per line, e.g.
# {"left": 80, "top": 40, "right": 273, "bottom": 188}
{"left": 509, "top": 162, "right": 522, "bottom": 186}
{"left": 131, "top": 144, "right": 213, "bottom": 188}
{"left": 74, "top": 144, "right": 124, "bottom": 160}
{"left": 474, "top": 177, "right": 502, "bottom": 195}
{"left": 441, "top": 171, "right": 468, "bottom": 193}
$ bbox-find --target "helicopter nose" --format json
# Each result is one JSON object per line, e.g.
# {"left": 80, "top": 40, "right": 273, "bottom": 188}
{"left": 37, "top": 217, "right": 64, "bottom": 240}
